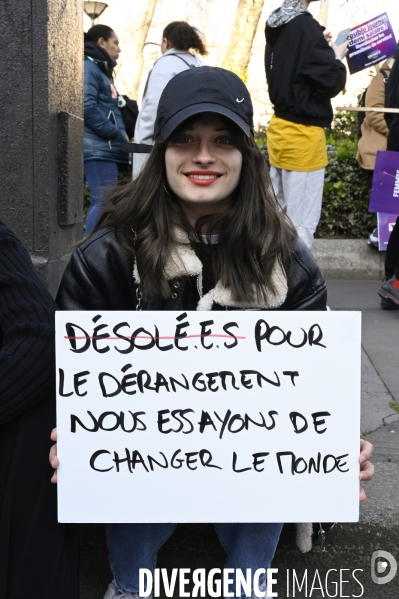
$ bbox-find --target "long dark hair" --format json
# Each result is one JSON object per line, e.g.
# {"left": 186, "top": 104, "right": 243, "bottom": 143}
{"left": 163, "top": 21, "right": 208, "bottom": 55}
{"left": 91, "top": 116, "right": 297, "bottom": 304}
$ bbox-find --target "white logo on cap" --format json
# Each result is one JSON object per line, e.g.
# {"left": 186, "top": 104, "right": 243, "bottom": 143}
{"left": 236, "top": 98, "right": 244, "bottom": 103}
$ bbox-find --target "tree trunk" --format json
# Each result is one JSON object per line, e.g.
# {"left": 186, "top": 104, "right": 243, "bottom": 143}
{"left": 221, "top": 0, "right": 265, "bottom": 79}
{"left": 191, "top": 0, "right": 213, "bottom": 34}
{"left": 318, "top": 0, "right": 330, "bottom": 27}
{"left": 130, "top": 0, "right": 158, "bottom": 98}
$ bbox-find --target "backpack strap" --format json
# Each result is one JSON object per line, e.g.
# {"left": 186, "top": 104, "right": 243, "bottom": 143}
{"left": 380, "top": 70, "right": 389, "bottom": 84}
{"left": 171, "top": 54, "right": 197, "bottom": 68}
{"left": 141, "top": 53, "right": 199, "bottom": 104}
{"left": 156, "top": 52, "right": 198, "bottom": 69}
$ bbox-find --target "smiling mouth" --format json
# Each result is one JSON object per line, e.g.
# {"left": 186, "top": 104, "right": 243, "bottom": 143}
{"left": 184, "top": 172, "right": 222, "bottom": 186}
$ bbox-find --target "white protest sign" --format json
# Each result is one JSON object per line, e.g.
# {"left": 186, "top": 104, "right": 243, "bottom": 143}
{"left": 56, "top": 311, "right": 361, "bottom": 523}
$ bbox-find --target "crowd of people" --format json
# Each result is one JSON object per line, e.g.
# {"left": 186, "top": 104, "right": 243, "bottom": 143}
{"left": 4, "top": 0, "right": 398, "bottom": 596}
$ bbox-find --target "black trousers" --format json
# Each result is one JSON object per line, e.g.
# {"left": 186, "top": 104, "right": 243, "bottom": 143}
{"left": 385, "top": 216, "right": 399, "bottom": 279}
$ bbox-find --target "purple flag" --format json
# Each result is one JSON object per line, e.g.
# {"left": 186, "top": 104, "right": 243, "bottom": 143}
{"left": 347, "top": 13, "right": 397, "bottom": 75}
{"left": 377, "top": 212, "right": 399, "bottom": 251}
{"left": 369, "top": 151, "right": 399, "bottom": 214}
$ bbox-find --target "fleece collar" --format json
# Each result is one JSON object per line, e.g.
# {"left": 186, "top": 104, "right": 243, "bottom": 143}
{"left": 133, "top": 229, "right": 288, "bottom": 311}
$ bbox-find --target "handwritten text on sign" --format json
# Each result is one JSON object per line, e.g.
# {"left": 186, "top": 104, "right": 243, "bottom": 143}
{"left": 56, "top": 311, "right": 361, "bottom": 523}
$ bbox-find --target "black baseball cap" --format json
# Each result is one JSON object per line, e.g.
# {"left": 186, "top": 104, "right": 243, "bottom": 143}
{"left": 154, "top": 66, "right": 254, "bottom": 140}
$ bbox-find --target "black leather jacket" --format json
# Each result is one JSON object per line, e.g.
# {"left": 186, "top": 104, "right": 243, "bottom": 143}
{"left": 56, "top": 228, "right": 327, "bottom": 312}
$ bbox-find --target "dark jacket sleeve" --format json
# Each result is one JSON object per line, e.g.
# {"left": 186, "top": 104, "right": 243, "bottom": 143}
{"left": 386, "top": 70, "right": 399, "bottom": 151}
{"left": 300, "top": 34, "right": 347, "bottom": 98}
{"left": 56, "top": 245, "right": 110, "bottom": 311}
{"left": 56, "top": 229, "right": 137, "bottom": 312}
{"left": 280, "top": 240, "right": 327, "bottom": 311}
{"left": 387, "top": 119, "right": 399, "bottom": 151}
{"left": 0, "top": 221, "right": 57, "bottom": 425}
{"left": 84, "top": 62, "right": 120, "bottom": 141}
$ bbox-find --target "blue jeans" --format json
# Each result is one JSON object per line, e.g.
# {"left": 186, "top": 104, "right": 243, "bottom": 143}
{"left": 105, "top": 522, "right": 283, "bottom": 597}
{"left": 84, "top": 160, "right": 118, "bottom": 234}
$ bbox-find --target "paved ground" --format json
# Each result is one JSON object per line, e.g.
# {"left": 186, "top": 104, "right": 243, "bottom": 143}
{"left": 80, "top": 280, "right": 399, "bottom": 599}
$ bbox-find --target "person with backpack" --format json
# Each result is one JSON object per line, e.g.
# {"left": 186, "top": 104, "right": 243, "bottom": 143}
{"left": 132, "top": 22, "right": 207, "bottom": 178}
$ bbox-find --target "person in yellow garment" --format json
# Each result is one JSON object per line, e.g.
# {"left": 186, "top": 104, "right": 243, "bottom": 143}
{"left": 265, "top": 0, "right": 348, "bottom": 248}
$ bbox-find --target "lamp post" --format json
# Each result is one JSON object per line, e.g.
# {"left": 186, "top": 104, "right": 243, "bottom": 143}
{"left": 83, "top": 1, "right": 108, "bottom": 26}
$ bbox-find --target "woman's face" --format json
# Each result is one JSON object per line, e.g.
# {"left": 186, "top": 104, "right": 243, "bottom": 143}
{"left": 165, "top": 114, "right": 243, "bottom": 225}
{"left": 98, "top": 31, "right": 121, "bottom": 60}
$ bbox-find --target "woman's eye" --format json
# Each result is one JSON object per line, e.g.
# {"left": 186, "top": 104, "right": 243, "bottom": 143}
{"left": 173, "top": 135, "right": 193, "bottom": 144}
{"left": 216, "top": 136, "right": 234, "bottom": 145}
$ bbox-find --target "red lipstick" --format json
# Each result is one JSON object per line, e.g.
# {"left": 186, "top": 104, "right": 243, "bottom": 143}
{"left": 184, "top": 171, "right": 222, "bottom": 186}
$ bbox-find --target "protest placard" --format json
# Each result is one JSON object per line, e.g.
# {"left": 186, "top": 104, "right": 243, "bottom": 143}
{"left": 377, "top": 212, "right": 399, "bottom": 251}
{"left": 347, "top": 13, "right": 397, "bottom": 75}
{"left": 56, "top": 311, "right": 361, "bottom": 524}
{"left": 369, "top": 151, "right": 399, "bottom": 214}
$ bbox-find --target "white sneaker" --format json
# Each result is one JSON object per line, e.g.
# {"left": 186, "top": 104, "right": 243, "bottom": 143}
{"left": 103, "top": 579, "right": 152, "bottom": 599}
{"left": 367, "top": 227, "right": 378, "bottom": 249}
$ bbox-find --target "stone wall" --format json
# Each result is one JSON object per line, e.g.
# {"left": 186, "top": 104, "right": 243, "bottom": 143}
{"left": 0, "top": 0, "right": 83, "bottom": 295}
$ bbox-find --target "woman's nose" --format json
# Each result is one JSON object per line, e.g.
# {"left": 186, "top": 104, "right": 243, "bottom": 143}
{"left": 192, "top": 142, "right": 215, "bottom": 164}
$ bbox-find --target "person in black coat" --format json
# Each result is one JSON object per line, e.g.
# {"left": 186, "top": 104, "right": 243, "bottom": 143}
{"left": 0, "top": 219, "right": 78, "bottom": 599}
{"left": 378, "top": 50, "right": 399, "bottom": 308}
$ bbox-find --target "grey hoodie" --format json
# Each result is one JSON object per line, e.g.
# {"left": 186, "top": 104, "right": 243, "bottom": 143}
{"left": 267, "top": 0, "right": 308, "bottom": 28}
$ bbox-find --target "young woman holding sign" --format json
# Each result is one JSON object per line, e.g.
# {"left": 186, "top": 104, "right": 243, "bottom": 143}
{"left": 53, "top": 67, "right": 374, "bottom": 599}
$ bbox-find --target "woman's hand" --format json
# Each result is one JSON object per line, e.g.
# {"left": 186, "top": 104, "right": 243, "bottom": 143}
{"left": 331, "top": 40, "right": 349, "bottom": 61}
{"left": 49, "top": 428, "right": 59, "bottom": 484}
{"left": 359, "top": 438, "right": 374, "bottom": 501}
{"left": 323, "top": 30, "right": 333, "bottom": 43}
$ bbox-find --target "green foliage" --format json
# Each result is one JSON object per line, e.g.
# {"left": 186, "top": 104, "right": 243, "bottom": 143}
{"left": 318, "top": 110, "right": 375, "bottom": 238}
{"left": 254, "top": 124, "right": 267, "bottom": 146}
{"left": 390, "top": 401, "right": 399, "bottom": 413}
{"left": 326, "top": 110, "right": 359, "bottom": 144}
{"left": 254, "top": 112, "right": 376, "bottom": 239}
{"left": 317, "top": 149, "right": 375, "bottom": 239}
